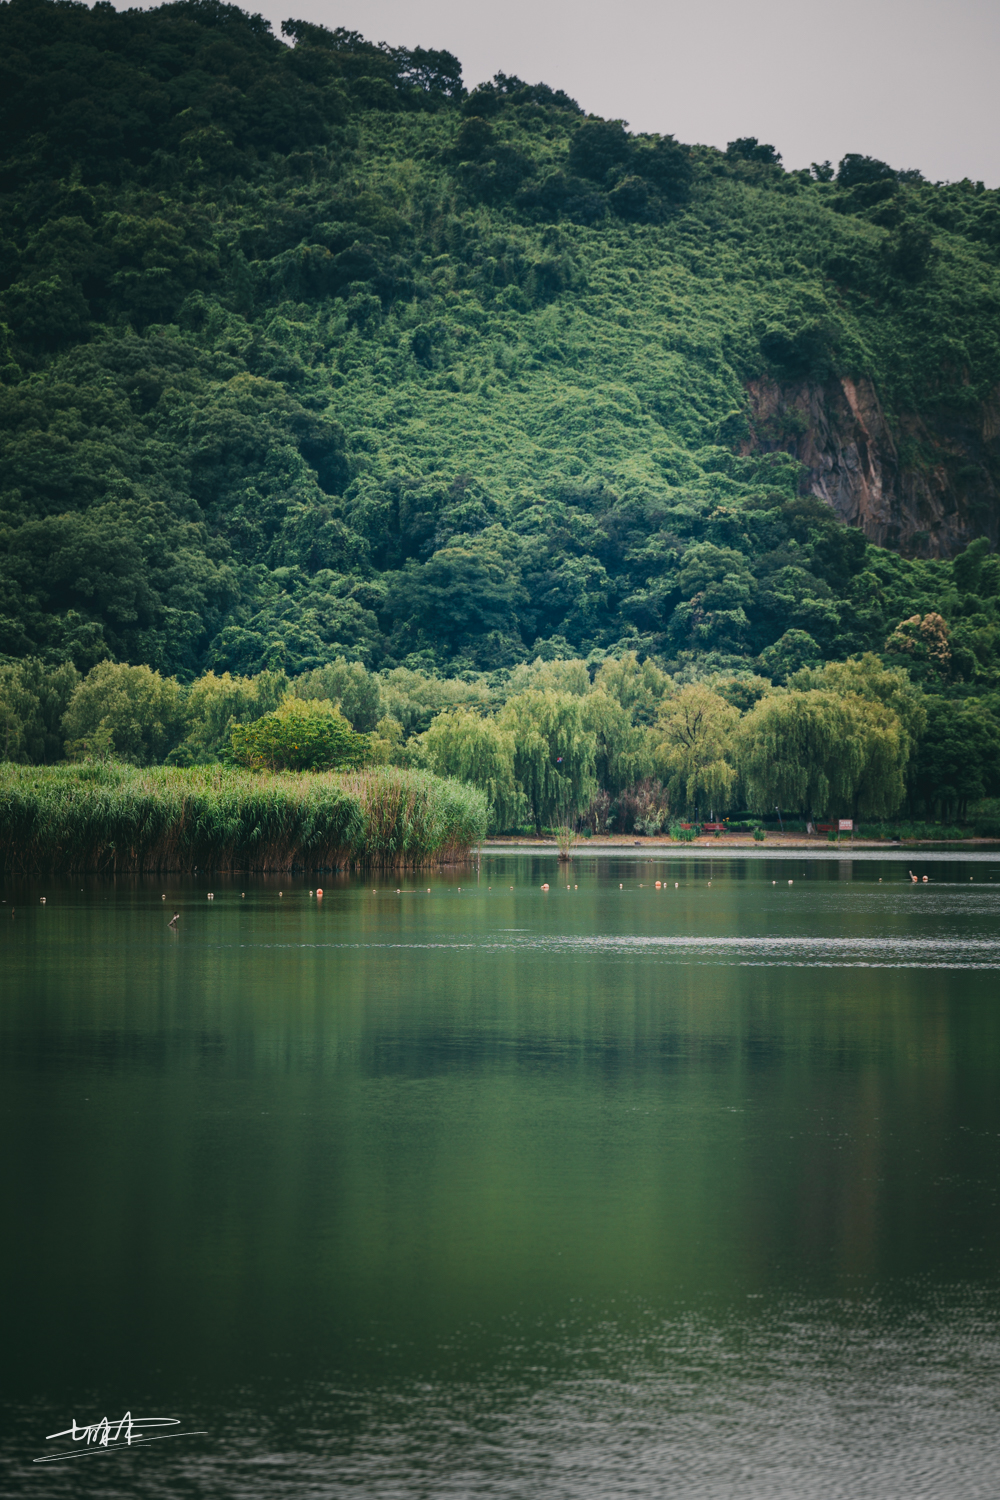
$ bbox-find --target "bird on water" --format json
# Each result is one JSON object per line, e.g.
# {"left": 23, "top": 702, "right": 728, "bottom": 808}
{"left": 168, "top": 910, "right": 180, "bottom": 927}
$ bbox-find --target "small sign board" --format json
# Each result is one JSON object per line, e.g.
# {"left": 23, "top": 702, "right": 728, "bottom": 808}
{"left": 838, "top": 818, "right": 853, "bottom": 832}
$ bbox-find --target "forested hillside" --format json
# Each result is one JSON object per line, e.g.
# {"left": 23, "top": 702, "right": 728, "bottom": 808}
{"left": 3, "top": 0, "right": 1000, "bottom": 693}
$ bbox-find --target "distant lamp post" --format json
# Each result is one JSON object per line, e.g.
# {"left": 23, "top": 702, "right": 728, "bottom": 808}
{"left": 775, "top": 805, "right": 784, "bottom": 834}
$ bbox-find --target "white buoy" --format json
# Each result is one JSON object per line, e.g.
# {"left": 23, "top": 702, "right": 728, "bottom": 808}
{"left": 788, "top": 879, "right": 793, "bottom": 885}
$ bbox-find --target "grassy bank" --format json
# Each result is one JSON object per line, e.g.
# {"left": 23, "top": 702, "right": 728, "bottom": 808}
{"left": 0, "top": 763, "right": 488, "bottom": 876}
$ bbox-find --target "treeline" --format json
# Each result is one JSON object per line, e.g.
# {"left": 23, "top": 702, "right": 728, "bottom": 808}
{"left": 2, "top": 2, "right": 1000, "bottom": 686}
{"left": 3, "top": 650, "right": 997, "bottom": 832}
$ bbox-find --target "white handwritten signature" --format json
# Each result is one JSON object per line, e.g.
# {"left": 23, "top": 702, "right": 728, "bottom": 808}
{"left": 34, "top": 1413, "right": 206, "bottom": 1464}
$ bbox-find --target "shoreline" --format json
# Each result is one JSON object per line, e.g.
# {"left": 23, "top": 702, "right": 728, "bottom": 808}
{"left": 480, "top": 836, "right": 1000, "bottom": 858}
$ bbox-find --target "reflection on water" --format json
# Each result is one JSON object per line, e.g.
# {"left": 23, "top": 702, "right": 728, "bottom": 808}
{"left": 2, "top": 856, "right": 999, "bottom": 1496}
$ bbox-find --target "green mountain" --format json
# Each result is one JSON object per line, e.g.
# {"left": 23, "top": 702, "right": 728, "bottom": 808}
{"left": 2, "top": 0, "right": 1000, "bottom": 687}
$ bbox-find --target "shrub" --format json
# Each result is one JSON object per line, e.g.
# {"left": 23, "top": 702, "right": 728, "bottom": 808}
{"left": 229, "top": 697, "right": 368, "bottom": 771}
{"left": 614, "top": 778, "right": 671, "bottom": 834}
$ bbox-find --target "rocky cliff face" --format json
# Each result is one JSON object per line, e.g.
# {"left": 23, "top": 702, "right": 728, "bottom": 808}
{"left": 742, "top": 376, "right": 1000, "bottom": 557}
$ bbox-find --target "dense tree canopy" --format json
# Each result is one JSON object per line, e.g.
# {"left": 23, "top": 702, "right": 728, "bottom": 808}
{"left": 1, "top": 1, "right": 999, "bottom": 688}
{"left": 2, "top": 648, "right": 998, "bottom": 831}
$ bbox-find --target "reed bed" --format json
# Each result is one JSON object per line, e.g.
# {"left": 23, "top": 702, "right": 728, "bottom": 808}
{"left": 0, "top": 763, "right": 488, "bottom": 875}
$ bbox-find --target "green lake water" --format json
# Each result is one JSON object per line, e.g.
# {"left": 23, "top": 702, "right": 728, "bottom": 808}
{"left": 2, "top": 853, "right": 999, "bottom": 1497}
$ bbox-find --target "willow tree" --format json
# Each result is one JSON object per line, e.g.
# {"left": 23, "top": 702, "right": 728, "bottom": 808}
{"left": 293, "top": 659, "right": 381, "bottom": 731}
{"left": 498, "top": 689, "right": 597, "bottom": 830}
{"left": 650, "top": 683, "right": 739, "bottom": 816}
{"left": 788, "top": 653, "right": 926, "bottom": 760}
{"left": 504, "top": 657, "right": 591, "bottom": 698}
{"left": 180, "top": 668, "right": 288, "bottom": 761}
{"left": 592, "top": 652, "right": 671, "bottom": 724}
{"left": 736, "top": 689, "right": 907, "bottom": 820}
{"left": 581, "top": 688, "right": 652, "bottom": 796}
{"left": 62, "top": 660, "right": 186, "bottom": 765}
{"left": 419, "top": 707, "right": 524, "bottom": 831}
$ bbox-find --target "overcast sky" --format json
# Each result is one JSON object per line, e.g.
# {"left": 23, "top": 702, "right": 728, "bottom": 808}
{"left": 219, "top": 0, "right": 1000, "bottom": 187}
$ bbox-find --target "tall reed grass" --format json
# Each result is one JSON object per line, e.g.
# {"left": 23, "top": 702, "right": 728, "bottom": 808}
{"left": 0, "top": 763, "right": 488, "bottom": 875}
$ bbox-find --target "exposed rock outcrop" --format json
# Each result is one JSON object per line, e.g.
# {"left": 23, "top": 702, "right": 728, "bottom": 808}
{"left": 742, "top": 375, "right": 1000, "bottom": 557}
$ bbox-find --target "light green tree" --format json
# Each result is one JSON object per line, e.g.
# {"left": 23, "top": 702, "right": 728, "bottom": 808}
{"left": 736, "top": 688, "right": 907, "bottom": 820}
{"left": 788, "top": 653, "right": 926, "bottom": 755}
{"left": 366, "top": 715, "right": 409, "bottom": 767}
{"left": 176, "top": 669, "right": 288, "bottom": 762}
{"left": 504, "top": 657, "right": 591, "bottom": 698}
{"left": 419, "top": 707, "right": 523, "bottom": 830}
{"left": 62, "top": 661, "right": 185, "bottom": 765}
{"left": 499, "top": 689, "right": 597, "bottom": 830}
{"left": 650, "top": 683, "right": 739, "bottom": 816}
{"left": 581, "top": 688, "right": 652, "bottom": 796}
{"left": 592, "top": 651, "right": 671, "bottom": 724}
{"left": 377, "top": 668, "right": 492, "bottom": 736}
{"left": 294, "top": 659, "right": 381, "bottom": 731}
{"left": 229, "top": 697, "right": 367, "bottom": 772}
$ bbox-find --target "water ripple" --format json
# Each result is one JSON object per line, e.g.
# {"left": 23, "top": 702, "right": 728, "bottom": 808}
{"left": 242, "top": 934, "right": 1000, "bottom": 968}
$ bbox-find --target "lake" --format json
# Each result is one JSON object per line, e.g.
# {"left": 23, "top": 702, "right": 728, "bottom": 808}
{"left": 2, "top": 853, "right": 999, "bottom": 1497}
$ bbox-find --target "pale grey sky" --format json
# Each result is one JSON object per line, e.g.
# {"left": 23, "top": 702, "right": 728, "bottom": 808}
{"left": 234, "top": 0, "right": 1000, "bottom": 187}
